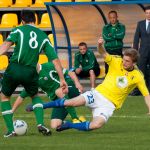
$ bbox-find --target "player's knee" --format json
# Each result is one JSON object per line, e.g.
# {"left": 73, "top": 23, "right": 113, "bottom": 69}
{"left": 50, "top": 123, "right": 59, "bottom": 129}
{"left": 50, "top": 120, "right": 62, "bottom": 129}
{"left": 90, "top": 121, "right": 104, "bottom": 129}
{"left": 89, "top": 70, "right": 95, "bottom": 76}
{"left": 89, "top": 69, "right": 94, "bottom": 73}
{"left": 92, "top": 123, "right": 102, "bottom": 129}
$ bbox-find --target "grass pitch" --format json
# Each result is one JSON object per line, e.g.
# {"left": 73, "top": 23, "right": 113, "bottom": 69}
{"left": 0, "top": 96, "right": 150, "bottom": 150}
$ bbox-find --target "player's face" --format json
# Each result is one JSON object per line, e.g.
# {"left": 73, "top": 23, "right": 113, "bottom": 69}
{"left": 145, "top": 9, "right": 150, "bottom": 21}
{"left": 79, "top": 45, "right": 87, "bottom": 55}
{"left": 122, "top": 56, "right": 134, "bottom": 71}
{"left": 108, "top": 13, "right": 118, "bottom": 25}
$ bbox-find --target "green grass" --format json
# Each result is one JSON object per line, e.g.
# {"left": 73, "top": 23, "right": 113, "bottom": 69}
{"left": 0, "top": 96, "right": 150, "bottom": 150}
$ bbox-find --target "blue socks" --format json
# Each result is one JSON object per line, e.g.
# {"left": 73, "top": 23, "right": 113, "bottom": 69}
{"left": 62, "top": 121, "right": 91, "bottom": 131}
{"left": 43, "top": 98, "right": 65, "bottom": 108}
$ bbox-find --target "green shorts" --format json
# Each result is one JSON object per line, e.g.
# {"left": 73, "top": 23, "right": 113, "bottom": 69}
{"left": 50, "top": 79, "right": 80, "bottom": 120}
{"left": 66, "top": 78, "right": 80, "bottom": 99}
{"left": 1, "top": 63, "right": 39, "bottom": 97}
{"left": 51, "top": 107, "right": 68, "bottom": 120}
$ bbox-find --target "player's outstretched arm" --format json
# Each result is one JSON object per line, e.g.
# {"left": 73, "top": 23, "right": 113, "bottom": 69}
{"left": 0, "top": 41, "right": 13, "bottom": 55}
{"left": 52, "top": 59, "right": 68, "bottom": 94}
{"left": 144, "top": 95, "right": 150, "bottom": 115}
{"left": 98, "top": 37, "right": 108, "bottom": 59}
{"left": 68, "top": 71, "right": 84, "bottom": 93}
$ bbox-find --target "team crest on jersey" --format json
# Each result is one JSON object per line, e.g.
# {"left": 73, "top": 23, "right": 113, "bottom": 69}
{"left": 44, "top": 77, "right": 48, "bottom": 80}
{"left": 116, "top": 76, "right": 128, "bottom": 88}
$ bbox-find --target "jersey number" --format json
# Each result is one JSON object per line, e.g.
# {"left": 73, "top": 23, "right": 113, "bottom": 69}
{"left": 87, "top": 93, "right": 94, "bottom": 104}
{"left": 29, "top": 31, "right": 38, "bottom": 49}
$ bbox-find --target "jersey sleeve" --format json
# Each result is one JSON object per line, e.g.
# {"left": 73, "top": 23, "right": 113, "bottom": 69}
{"left": 102, "top": 26, "right": 115, "bottom": 42}
{"left": 20, "top": 90, "right": 29, "bottom": 99}
{"left": 104, "top": 53, "right": 113, "bottom": 65}
{"left": 43, "top": 39, "right": 58, "bottom": 61}
{"left": 6, "top": 28, "right": 18, "bottom": 43}
{"left": 137, "top": 75, "right": 149, "bottom": 96}
{"left": 105, "top": 54, "right": 121, "bottom": 67}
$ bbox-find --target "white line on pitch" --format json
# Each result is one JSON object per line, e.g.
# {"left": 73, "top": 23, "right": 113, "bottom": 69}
{"left": 3, "top": 114, "right": 149, "bottom": 119}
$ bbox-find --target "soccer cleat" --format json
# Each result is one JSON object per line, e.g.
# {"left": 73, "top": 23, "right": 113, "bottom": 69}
{"left": 26, "top": 104, "right": 33, "bottom": 112}
{"left": 79, "top": 116, "right": 86, "bottom": 122}
{"left": 38, "top": 125, "right": 52, "bottom": 136}
{"left": 4, "top": 131, "right": 17, "bottom": 138}
{"left": 72, "top": 116, "right": 86, "bottom": 123}
{"left": 72, "top": 118, "right": 81, "bottom": 123}
{"left": 56, "top": 121, "right": 71, "bottom": 132}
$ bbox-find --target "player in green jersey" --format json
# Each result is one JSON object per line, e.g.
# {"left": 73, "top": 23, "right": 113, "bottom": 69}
{"left": 12, "top": 62, "right": 85, "bottom": 129}
{"left": 0, "top": 10, "right": 68, "bottom": 137}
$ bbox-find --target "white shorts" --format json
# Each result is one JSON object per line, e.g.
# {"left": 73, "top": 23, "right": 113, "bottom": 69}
{"left": 81, "top": 90, "right": 115, "bottom": 122}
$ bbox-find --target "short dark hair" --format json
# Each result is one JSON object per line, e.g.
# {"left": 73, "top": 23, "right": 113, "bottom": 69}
{"left": 21, "top": 10, "right": 36, "bottom": 23}
{"left": 78, "top": 42, "right": 87, "bottom": 48}
{"left": 108, "top": 10, "right": 118, "bottom": 16}
{"left": 144, "top": 6, "right": 150, "bottom": 11}
{"left": 123, "top": 48, "right": 140, "bottom": 63}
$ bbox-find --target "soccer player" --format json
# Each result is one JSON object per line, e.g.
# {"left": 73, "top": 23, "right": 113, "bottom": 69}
{"left": 102, "top": 10, "right": 125, "bottom": 74}
{"left": 0, "top": 10, "right": 67, "bottom": 137}
{"left": 74, "top": 42, "right": 100, "bottom": 89}
{"left": 29, "top": 37, "right": 150, "bottom": 132}
{"left": 12, "top": 62, "right": 85, "bottom": 129}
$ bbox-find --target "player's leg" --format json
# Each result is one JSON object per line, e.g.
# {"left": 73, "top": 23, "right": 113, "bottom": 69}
{"left": 23, "top": 67, "right": 51, "bottom": 135}
{"left": 0, "top": 63, "right": 19, "bottom": 137}
{"left": 1, "top": 93, "right": 16, "bottom": 137}
{"left": 65, "top": 84, "right": 85, "bottom": 121}
{"left": 26, "top": 94, "right": 85, "bottom": 114}
{"left": 56, "top": 116, "right": 106, "bottom": 132}
{"left": 23, "top": 67, "right": 43, "bottom": 126}
{"left": 56, "top": 90, "right": 115, "bottom": 132}
{"left": 31, "top": 95, "right": 44, "bottom": 126}
{"left": 43, "top": 94, "right": 86, "bottom": 109}
{"left": 30, "top": 96, "right": 51, "bottom": 135}
{"left": 89, "top": 70, "right": 96, "bottom": 89}
{"left": 55, "top": 91, "right": 92, "bottom": 131}
{"left": 55, "top": 86, "right": 80, "bottom": 121}
{"left": 50, "top": 107, "right": 68, "bottom": 129}
{"left": 88, "top": 116, "right": 106, "bottom": 129}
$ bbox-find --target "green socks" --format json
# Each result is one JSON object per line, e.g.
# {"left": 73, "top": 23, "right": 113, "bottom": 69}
{"left": 1, "top": 101, "right": 14, "bottom": 133}
{"left": 64, "top": 95, "right": 78, "bottom": 120}
{"left": 32, "top": 97, "right": 44, "bottom": 126}
{"left": 66, "top": 107, "right": 78, "bottom": 120}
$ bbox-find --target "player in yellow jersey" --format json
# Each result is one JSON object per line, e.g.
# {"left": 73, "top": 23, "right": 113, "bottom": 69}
{"left": 26, "top": 37, "right": 150, "bottom": 132}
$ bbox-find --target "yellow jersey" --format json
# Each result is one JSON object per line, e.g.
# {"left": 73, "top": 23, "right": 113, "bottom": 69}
{"left": 95, "top": 54, "right": 149, "bottom": 109}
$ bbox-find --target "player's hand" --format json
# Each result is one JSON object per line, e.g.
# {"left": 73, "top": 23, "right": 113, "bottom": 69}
{"left": 75, "top": 68, "right": 82, "bottom": 74}
{"left": 98, "top": 37, "right": 104, "bottom": 46}
{"left": 76, "top": 83, "right": 84, "bottom": 94}
{"left": 60, "top": 80, "right": 68, "bottom": 94}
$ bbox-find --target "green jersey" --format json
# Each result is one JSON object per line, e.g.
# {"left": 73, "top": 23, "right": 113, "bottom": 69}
{"left": 6, "top": 24, "right": 57, "bottom": 67}
{"left": 102, "top": 22, "right": 125, "bottom": 52}
{"left": 74, "top": 49, "right": 100, "bottom": 72}
{"left": 38, "top": 62, "right": 70, "bottom": 100}
{"left": 20, "top": 62, "right": 75, "bottom": 100}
